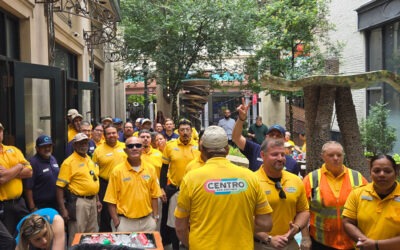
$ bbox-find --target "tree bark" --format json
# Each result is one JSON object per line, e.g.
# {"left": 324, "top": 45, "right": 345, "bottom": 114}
{"left": 304, "top": 85, "right": 336, "bottom": 172}
{"left": 288, "top": 95, "right": 294, "bottom": 134}
{"left": 335, "top": 87, "right": 369, "bottom": 179}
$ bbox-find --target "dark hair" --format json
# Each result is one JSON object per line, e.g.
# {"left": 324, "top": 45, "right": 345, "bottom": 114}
{"left": 138, "top": 129, "right": 151, "bottom": 136}
{"left": 198, "top": 129, "right": 205, "bottom": 140}
{"left": 370, "top": 154, "right": 399, "bottom": 173}
{"left": 178, "top": 118, "right": 192, "bottom": 128}
{"left": 92, "top": 122, "right": 103, "bottom": 129}
{"left": 103, "top": 124, "right": 117, "bottom": 137}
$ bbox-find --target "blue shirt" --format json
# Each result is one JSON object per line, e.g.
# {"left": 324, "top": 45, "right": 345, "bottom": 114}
{"left": 25, "top": 154, "right": 59, "bottom": 209}
{"left": 218, "top": 118, "right": 235, "bottom": 140}
{"left": 162, "top": 131, "right": 179, "bottom": 141}
{"left": 241, "top": 139, "right": 300, "bottom": 175}
{"left": 16, "top": 208, "right": 59, "bottom": 244}
{"left": 118, "top": 131, "right": 125, "bottom": 142}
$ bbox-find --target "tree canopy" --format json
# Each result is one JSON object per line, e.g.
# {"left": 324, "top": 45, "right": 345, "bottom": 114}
{"left": 120, "top": 0, "right": 261, "bottom": 120}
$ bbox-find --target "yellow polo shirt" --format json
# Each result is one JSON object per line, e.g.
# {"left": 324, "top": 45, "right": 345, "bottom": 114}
{"left": 343, "top": 182, "right": 400, "bottom": 240}
{"left": 0, "top": 144, "right": 31, "bottom": 200}
{"left": 175, "top": 157, "right": 272, "bottom": 250}
{"left": 94, "top": 138, "right": 105, "bottom": 147}
{"left": 255, "top": 167, "right": 309, "bottom": 236}
{"left": 162, "top": 138, "right": 199, "bottom": 186}
{"left": 141, "top": 146, "right": 163, "bottom": 179}
{"left": 56, "top": 152, "right": 99, "bottom": 196}
{"left": 104, "top": 161, "right": 161, "bottom": 218}
{"left": 92, "top": 141, "right": 126, "bottom": 181}
{"left": 184, "top": 155, "right": 205, "bottom": 175}
{"left": 67, "top": 124, "right": 78, "bottom": 142}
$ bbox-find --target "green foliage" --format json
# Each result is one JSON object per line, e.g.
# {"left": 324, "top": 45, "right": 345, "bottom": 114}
{"left": 127, "top": 94, "right": 156, "bottom": 105}
{"left": 245, "top": 0, "right": 334, "bottom": 92}
{"left": 120, "top": 0, "right": 261, "bottom": 120}
{"left": 229, "top": 146, "right": 245, "bottom": 158}
{"left": 393, "top": 153, "right": 400, "bottom": 164}
{"left": 360, "top": 101, "right": 397, "bottom": 155}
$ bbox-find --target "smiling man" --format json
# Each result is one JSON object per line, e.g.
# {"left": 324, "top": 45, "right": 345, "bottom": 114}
{"left": 104, "top": 136, "right": 161, "bottom": 232}
{"left": 253, "top": 138, "right": 309, "bottom": 250}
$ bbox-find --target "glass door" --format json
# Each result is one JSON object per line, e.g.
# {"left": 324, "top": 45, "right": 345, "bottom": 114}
{"left": 66, "top": 79, "right": 99, "bottom": 125}
{"left": 13, "top": 61, "right": 65, "bottom": 161}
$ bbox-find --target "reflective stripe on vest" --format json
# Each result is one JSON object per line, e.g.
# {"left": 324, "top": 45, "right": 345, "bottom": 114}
{"left": 309, "top": 168, "right": 363, "bottom": 244}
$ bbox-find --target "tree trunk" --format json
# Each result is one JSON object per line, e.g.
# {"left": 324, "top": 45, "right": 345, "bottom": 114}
{"left": 171, "top": 90, "right": 179, "bottom": 122}
{"left": 335, "top": 87, "right": 369, "bottom": 179}
{"left": 304, "top": 85, "right": 336, "bottom": 172}
{"left": 288, "top": 95, "right": 294, "bottom": 134}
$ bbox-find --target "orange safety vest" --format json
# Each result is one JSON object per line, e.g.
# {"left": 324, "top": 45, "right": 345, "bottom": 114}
{"left": 309, "top": 169, "right": 363, "bottom": 249}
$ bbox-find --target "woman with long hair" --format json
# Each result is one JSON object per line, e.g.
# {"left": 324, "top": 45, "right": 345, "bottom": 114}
{"left": 16, "top": 208, "right": 65, "bottom": 250}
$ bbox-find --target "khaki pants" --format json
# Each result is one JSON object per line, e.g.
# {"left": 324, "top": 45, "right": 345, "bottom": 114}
{"left": 68, "top": 197, "right": 98, "bottom": 246}
{"left": 167, "top": 191, "right": 179, "bottom": 228}
{"left": 254, "top": 238, "right": 299, "bottom": 250}
{"left": 112, "top": 214, "right": 156, "bottom": 232}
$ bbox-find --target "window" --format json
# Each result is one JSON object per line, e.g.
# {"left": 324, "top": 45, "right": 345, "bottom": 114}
{"left": 54, "top": 44, "right": 78, "bottom": 79}
{"left": 0, "top": 8, "right": 19, "bottom": 59}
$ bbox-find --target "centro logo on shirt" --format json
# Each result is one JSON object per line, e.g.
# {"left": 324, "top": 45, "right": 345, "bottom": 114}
{"left": 204, "top": 178, "right": 248, "bottom": 195}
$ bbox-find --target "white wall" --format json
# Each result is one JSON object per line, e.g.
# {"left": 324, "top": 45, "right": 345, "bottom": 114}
{"left": 328, "top": 0, "right": 369, "bottom": 131}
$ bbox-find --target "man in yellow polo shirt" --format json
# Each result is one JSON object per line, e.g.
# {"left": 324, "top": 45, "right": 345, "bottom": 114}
{"left": 139, "top": 129, "right": 162, "bottom": 179}
{"left": 92, "top": 125, "right": 126, "bottom": 232}
{"left": 253, "top": 138, "right": 309, "bottom": 250}
{"left": 104, "top": 136, "right": 161, "bottom": 232}
{"left": 160, "top": 118, "right": 199, "bottom": 249}
{"left": 67, "top": 113, "right": 83, "bottom": 142}
{"left": 0, "top": 122, "right": 32, "bottom": 249}
{"left": 175, "top": 126, "right": 273, "bottom": 250}
{"left": 56, "top": 133, "right": 101, "bottom": 246}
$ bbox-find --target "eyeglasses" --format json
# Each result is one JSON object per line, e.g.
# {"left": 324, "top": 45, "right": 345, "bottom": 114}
{"left": 126, "top": 143, "right": 142, "bottom": 149}
{"left": 22, "top": 217, "right": 46, "bottom": 238}
{"left": 124, "top": 126, "right": 133, "bottom": 129}
{"left": 94, "top": 129, "right": 103, "bottom": 132}
{"left": 89, "top": 170, "right": 98, "bottom": 181}
{"left": 275, "top": 181, "right": 286, "bottom": 199}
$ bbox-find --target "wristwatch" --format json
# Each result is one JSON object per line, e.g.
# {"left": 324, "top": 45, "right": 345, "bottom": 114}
{"left": 153, "top": 215, "right": 160, "bottom": 219}
{"left": 265, "top": 235, "right": 272, "bottom": 245}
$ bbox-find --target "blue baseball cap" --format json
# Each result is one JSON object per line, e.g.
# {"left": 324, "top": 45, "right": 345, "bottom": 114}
{"left": 36, "top": 135, "right": 53, "bottom": 147}
{"left": 267, "top": 124, "right": 285, "bottom": 136}
{"left": 113, "top": 117, "right": 123, "bottom": 124}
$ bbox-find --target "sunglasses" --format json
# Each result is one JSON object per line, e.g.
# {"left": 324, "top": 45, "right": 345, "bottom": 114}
{"left": 275, "top": 181, "right": 286, "bottom": 199}
{"left": 89, "top": 170, "right": 98, "bottom": 181}
{"left": 126, "top": 143, "right": 142, "bottom": 149}
{"left": 22, "top": 217, "right": 46, "bottom": 238}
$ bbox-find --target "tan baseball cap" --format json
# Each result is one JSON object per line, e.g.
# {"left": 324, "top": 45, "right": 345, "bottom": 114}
{"left": 202, "top": 126, "right": 228, "bottom": 149}
{"left": 67, "top": 109, "right": 79, "bottom": 117}
{"left": 71, "top": 113, "right": 83, "bottom": 121}
{"left": 73, "top": 133, "right": 89, "bottom": 143}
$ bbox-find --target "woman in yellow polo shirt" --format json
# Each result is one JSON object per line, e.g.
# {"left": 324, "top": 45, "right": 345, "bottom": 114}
{"left": 342, "top": 154, "right": 400, "bottom": 250}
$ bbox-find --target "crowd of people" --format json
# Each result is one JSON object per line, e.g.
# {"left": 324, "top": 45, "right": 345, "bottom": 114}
{"left": 0, "top": 101, "right": 399, "bottom": 250}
